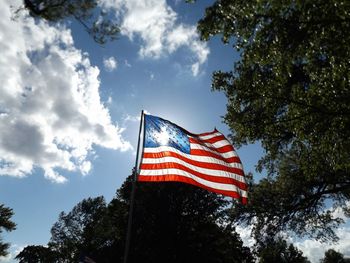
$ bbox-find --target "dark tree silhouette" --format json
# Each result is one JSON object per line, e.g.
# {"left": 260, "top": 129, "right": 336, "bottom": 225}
{"left": 257, "top": 237, "right": 310, "bottom": 263}
{"left": 119, "top": 176, "right": 254, "bottom": 263}
{"left": 320, "top": 249, "right": 350, "bottom": 263}
{"left": 15, "top": 245, "right": 59, "bottom": 263}
{"left": 48, "top": 196, "right": 108, "bottom": 262}
{"left": 0, "top": 204, "right": 16, "bottom": 257}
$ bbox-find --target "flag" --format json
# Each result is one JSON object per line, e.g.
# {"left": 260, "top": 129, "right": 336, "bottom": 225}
{"left": 138, "top": 114, "right": 248, "bottom": 204}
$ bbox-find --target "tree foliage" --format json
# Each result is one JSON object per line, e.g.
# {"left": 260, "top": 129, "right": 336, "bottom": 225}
{"left": 0, "top": 204, "right": 16, "bottom": 257}
{"left": 198, "top": 0, "right": 350, "bottom": 241}
{"left": 320, "top": 249, "right": 350, "bottom": 263}
{"left": 17, "top": 174, "right": 254, "bottom": 262}
{"left": 48, "top": 196, "right": 108, "bottom": 262}
{"left": 120, "top": 176, "right": 254, "bottom": 263}
{"left": 15, "top": 245, "right": 59, "bottom": 263}
{"left": 256, "top": 237, "right": 310, "bottom": 263}
{"left": 21, "top": 0, "right": 119, "bottom": 44}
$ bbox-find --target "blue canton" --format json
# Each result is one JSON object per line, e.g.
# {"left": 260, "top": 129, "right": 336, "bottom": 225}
{"left": 144, "top": 115, "right": 190, "bottom": 154}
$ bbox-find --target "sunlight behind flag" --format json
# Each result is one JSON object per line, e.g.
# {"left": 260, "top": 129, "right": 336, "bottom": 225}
{"left": 138, "top": 114, "right": 248, "bottom": 204}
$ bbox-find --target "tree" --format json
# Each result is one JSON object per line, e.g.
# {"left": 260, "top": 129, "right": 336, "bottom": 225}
{"left": 197, "top": 0, "right": 350, "bottom": 241}
{"left": 15, "top": 245, "right": 59, "bottom": 263}
{"left": 48, "top": 196, "right": 108, "bottom": 262}
{"left": 0, "top": 204, "right": 16, "bottom": 257}
{"left": 257, "top": 237, "right": 310, "bottom": 263}
{"left": 18, "top": 0, "right": 119, "bottom": 44}
{"left": 118, "top": 176, "right": 254, "bottom": 263}
{"left": 320, "top": 249, "right": 350, "bottom": 263}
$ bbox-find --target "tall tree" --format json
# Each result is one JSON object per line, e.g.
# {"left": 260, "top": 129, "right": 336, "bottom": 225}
{"left": 197, "top": 0, "right": 350, "bottom": 241}
{"left": 48, "top": 196, "right": 108, "bottom": 262}
{"left": 19, "top": 0, "right": 119, "bottom": 44}
{"left": 0, "top": 204, "right": 16, "bottom": 257}
{"left": 118, "top": 176, "right": 254, "bottom": 263}
{"left": 15, "top": 245, "right": 59, "bottom": 263}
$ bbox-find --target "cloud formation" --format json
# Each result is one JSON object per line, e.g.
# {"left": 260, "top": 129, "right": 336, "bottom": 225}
{"left": 103, "top": 56, "right": 118, "bottom": 71}
{"left": 101, "top": 0, "right": 209, "bottom": 76}
{"left": 0, "top": 1, "right": 131, "bottom": 183}
{"left": 295, "top": 226, "right": 350, "bottom": 262}
{"left": 0, "top": 244, "right": 25, "bottom": 262}
{"left": 235, "top": 209, "right": 350, "bottom": 263}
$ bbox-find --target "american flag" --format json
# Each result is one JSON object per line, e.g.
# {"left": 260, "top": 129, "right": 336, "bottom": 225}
{"left": 138, "top": 114, "right": 248, "bottom": 204}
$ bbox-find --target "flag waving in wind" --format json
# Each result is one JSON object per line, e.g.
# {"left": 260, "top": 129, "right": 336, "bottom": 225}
{"left": 138, "top": 114, "right": 248, "bottom": 204}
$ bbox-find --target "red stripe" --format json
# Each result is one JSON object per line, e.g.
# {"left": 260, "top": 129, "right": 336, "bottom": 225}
{"left": 215, "top": 145, "right": 235, "bottom": 153}
{"left": 138, "top": 174, "right": 247, "bottom": 204}
{"left": 190, "top": 140, "right": 235, "bottom": 154}
{"left": 195, "top": 130, "right": 218, "bottom": 137}
{"left": 140, "top": 162, "right": 247, "bottom": 190}
{"left": 190, "top": 149, "right": 241, "bottom": 164}
{"left": 143, "top": 151, "right": 244, "bottom": 176}
{"left": 197, "top": 134, "right": 227, "bottom": 144}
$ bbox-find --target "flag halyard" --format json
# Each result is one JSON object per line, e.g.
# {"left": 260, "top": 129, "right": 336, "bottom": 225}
{"left": 138, "top": 114, "right": 248, "bottom": 204}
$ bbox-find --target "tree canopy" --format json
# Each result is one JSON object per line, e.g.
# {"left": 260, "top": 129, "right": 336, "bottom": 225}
{"left": 21, "top": 0, "right": 119, "bottom": 44}
{"left": 120, "top": 177, "right": 254, "bottom": 263}
{"left": 320, "top": 249, "right": 350, "bottom": 263}
{"left": 17, "top": 174, "right": 254, "bottom": 262}
{"left": 0, "top": 204, "right": 16, "bottom": 257}
{"left": 48, "top": 196, "right": 108, "bottom": 262}
{"left": 15, "top": 245, "right": 60, "bottom": 263}
{"left": 197, "top": 0, "right": 350, "bottom": 241}
{"left": 257, "top": 237, "right": 310, "bottom": 263}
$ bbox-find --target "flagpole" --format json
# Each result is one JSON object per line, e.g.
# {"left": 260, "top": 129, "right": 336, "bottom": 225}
{"left": 123, "top": 110, "right": 144, "bottom": 263}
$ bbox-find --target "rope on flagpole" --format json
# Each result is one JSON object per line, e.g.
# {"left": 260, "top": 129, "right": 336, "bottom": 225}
{"left": 123, "top": 110, "right": 144, "bottom": 263}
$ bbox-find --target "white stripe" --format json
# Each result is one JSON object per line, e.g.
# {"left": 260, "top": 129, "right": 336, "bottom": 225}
{"left": 193, "top": 138, "right": 231, "bottom": 149}
{"left": 143, "top": 146, "right": 242, "bottom": 168}
{"left": 190, "top": 143, "right": 238, "bottom": 158}
{"left": 139, "top": 168, "right": 248, "bottom": 197}
{"left": 210, "top": 139, "right": 231, "bottom": 149}
{"left": 142, "top": 156, "right": 245, "bottom": 182}
{"left": 197, "top": 132, "right": 223, "bottom": 141}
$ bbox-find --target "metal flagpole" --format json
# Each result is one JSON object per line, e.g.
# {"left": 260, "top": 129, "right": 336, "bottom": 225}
{"left": 123, "top": 110, "right": 144, "bottom": 263}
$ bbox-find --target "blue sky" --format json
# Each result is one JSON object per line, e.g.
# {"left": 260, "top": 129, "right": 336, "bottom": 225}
{"left": 0, "top": 0, "right": 349, "bottom": 262}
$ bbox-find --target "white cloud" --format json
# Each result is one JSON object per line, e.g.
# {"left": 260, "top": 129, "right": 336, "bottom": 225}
{"left": 0, "top": 244, "right": 26, "bottom": 262}
{"left": 124, "top": 59, "right": 132, "bottom": 67}
{"left": 294, "top": 202, "right": 350, "bottom": 263}
{"left": 295, "top": 226, "right": 350, "bottom": 263}
{"left": 236, "top": 224, "right": 256, "bottom": 248}
{"left": 330, "top": 202, "right": 349, "bottom": 221}
{"left": 150, "top": 73, "right": 155, "bottom": 80}
{"left": 0, "top": 253, "right": 12, "bottom": 262}
{"left": 0, "top": 0, "right": 132, "bottom": 183}
{"left": 101, "top": 0, "right": 209, "bottom": 76}
{"left": 191, "top": 62, "right": 200, "bottom": 77}
{"left": 235, "top": 216, "right": 350, "bottom": 263}
{"left": 122, "top": 114, "right": 141, "bottom": 123}
{"left": 103, "top": 56, "right": 118, "bottom": 71}
{"left": 107, "top": 96, "right": 113, "bottom": 104}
